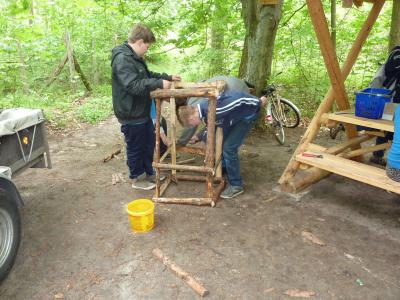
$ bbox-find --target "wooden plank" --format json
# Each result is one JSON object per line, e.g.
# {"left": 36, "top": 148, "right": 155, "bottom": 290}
{"left": 215, "top": 127, "right": 223, "bottom": 177}
{"left": 205, "top": 97, "right": 217, "bottom": 199}
{"left": 176, "top": 145, "right": 206, "bottom": 156}
{"left": 169, "top": 88, "right": 177, "bottom": 175}
{"left": 150, "top": 88, "right": 218, "bottom": 99}
{"left": 296, "top": 151, "right": 400, "bottom": 194}
{"left": 159, "top": 147, "right": 171, "bottom": 163}
{"left": 152, "top": 162, "right": 214, "bottom": 174}
{"left": 153, "top": 197, "right": 214, "bottom": 206}
{"left": 159, "top": 175, "right": 172, "bottom": 197}
{"left": 324, "top": 134, "right": 372, "bottom": 154}
{"left": 279, "top": 0, "right": 385, "bottom": 186}
{"left": 307, "top": 143, "right": 327, "bottom": 152}
{"left": 154, "top": 98, "right": 162, "bottom": 198}
{"left": 173, "top": 81, "right": 225, "bottom": 91}
{"left": 327, "top": 110, "right": 394, "bottom": 132}
{"left": 342, "top": 142, "right": 390, "bottom": 158}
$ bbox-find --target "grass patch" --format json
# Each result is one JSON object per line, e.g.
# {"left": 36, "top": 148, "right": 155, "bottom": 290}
{"left": 0, "top": 84, "right": 113, "bottom": 130}
{"left": 75, "top": 96, "right": 113, "bottom": 124}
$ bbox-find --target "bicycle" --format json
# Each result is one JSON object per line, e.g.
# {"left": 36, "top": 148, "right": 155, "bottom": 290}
{"left": 262, "top": 84, "right": 301, "bottom": 145}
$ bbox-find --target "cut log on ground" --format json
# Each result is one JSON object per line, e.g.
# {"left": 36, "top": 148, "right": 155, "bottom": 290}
{"left": 152, "top": 248, "right": 209, "bottom": 297}
{"left": 103, "top": 149, "right": 121, "bottom": 162}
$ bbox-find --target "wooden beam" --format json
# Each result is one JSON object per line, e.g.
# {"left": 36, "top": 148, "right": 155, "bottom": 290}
{"left": 324, "top": 134, "right": 372, "bottom": 154}
{"left": 173, "top": 80, "right": 225, "bottom": 91}
{"left": 176, "top": 145, "right": 206, "bottom": 156}
{"left": 215, "top": 127, "right": 223, "bottom": 177}
{"left": 342, "top": 142, "right": 390, "bottom": 158}
{"left": 160, "top": 175, "right": 172, "bottom": 197}
{"left": 327, "top": 110, "right": 394, "bottom": 132}
{"left": 296, "top": 151, "right": 400, "bottom": 194}
{"left": 152, "top": 162, "right": 214, "bottom": 174}
{"left": 153, "top": 197, "right": 214, "bottom": 206}
{"left": 150, "top": 88, "right": 218, "bottom": 99}
{"left": 45, "top": 52, "right": 68, "bottom": 87}
{"left": 279, "top": 0, "right": 385, "bottom": 187}
{"left": 154, "top": 98, "right": 162, "bottom": 198}
{"left": 307, "top": 0, "right": 359, "bottom": 142}
{"left": 169, "top": 87, "right": 177, "bottom": 175}
{"left": 205, "top": 97, "right": 217, "bottom": 198}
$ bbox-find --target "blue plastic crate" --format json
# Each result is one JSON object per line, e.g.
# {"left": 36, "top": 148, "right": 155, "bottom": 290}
{"left": 355, "top": 88, "right": 392, "bottom": 119}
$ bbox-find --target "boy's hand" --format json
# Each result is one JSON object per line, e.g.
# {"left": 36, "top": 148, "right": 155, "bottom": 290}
{"left": 162, "top": 80, "right": 172, "bottom": 89}
{"left": 171, "top": 75, "right": 182, "bottom": 81}
{"left": 161, "top": 133, "right": 172, "bottom": 147}
{"left": 189, "top": 135, "right": 199, "bottom": 144}
{"left": 260, "top": 96, "right": 268, "bottom": 108}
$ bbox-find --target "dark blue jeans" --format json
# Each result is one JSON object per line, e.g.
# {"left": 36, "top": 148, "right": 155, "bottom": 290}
{"left": 222, "top": 119, "right": 254, "bottom": 187}
{"left": 373, "top": 132, "right": 393, "bottom": 158}
{"left": 121, "top": 119, "right": 155, "bottom": 179}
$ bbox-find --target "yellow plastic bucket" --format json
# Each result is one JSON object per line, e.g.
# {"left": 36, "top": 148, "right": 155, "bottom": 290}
{"left": 126, "top": 199, "right": 155, "bottom": 233}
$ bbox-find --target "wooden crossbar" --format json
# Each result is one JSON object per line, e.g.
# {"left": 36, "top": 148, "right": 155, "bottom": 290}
{"left": 296, "top": 151, "right": 400, "bottom": 194}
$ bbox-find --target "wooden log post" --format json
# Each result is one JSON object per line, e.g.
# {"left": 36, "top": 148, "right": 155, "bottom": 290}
{"left": 151, "top": 88, "right": 218, "bottom": 99}
{"left": 152, "top": 163, "right": 214, "bottom": 174}
{"left": 72, "top": 53, "right": 92, "bottom": 92}
{"left": 169, "top": 84, "right": 177, "bottom": 175}
{"left": 154, "top": 98, "right": 162, "bottom": 198}
{"left": 152, "top": 248, "right": 209, "bottom": 297}
{"left": 45, "top": 53, "right": 68, "bottom": 87}
{"left": 279, "top": 0, "right": 385, "bottom": 190}
{"left": 64, "top": 31, "right": 77, "bottom": 93}
{"left": 205, "top": 97, "right": 217, "bottom": 198}
{"left": 215, "top": 127, "right": 223, "bottom": 178}
{"left": 153, "top": 198, "right": 214, "bottom": 206}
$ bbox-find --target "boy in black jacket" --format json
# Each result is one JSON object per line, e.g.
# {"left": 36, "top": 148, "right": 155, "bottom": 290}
{"left": 111, "top": 24, "right": 181, "bottom": 190}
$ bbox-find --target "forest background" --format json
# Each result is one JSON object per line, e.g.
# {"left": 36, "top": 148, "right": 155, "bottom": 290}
{"left": 0, "top": 0, "right": 398, "bottom": 130}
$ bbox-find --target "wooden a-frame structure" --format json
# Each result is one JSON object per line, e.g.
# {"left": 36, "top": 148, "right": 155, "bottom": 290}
{"left": 150, "top": 81, "right": 226, "bottom": 207}
{"left": 279, "top": 0, "right": 400, "bottom": 194}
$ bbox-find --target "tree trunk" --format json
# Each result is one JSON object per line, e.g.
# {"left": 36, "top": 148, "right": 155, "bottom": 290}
{"left": 240, "top": 0, "right": 283, "bottom": 96}
{"left": 16, "top": 40, "right": 29, "bottom": 94}
{"left": 92, "top": 37, "right": 100, "bottom": 84}
{"left": 331, "top": 0, "right": 336, "bottom": 50}
{"left": 209, "top": 1, "right": 225, "bottom": 76}
{"left": 238, "top": 34, "right": 249, "bottom": 78}
{"left": 389, "top": 0, "right": 400, "bottom": 51}
{"left": 29, "top": 0, "right": 35, "bottom": 25}
{"left": 73, "top": 53, "right": 93, "bottom": 92}
{"left": 65, "top": 31, "right": 77, "bottom": 93}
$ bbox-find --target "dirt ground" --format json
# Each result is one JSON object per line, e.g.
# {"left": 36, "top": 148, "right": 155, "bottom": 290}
{"left": 1, "top": 117, "right": 400, "bottom": 299}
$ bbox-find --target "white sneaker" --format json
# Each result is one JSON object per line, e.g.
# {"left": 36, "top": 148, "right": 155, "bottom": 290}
{"left": 147, "top": 174, "right": 166, "bottom": 183}
{"left": 132, "top": 173, "right": 156, "bottom": 190}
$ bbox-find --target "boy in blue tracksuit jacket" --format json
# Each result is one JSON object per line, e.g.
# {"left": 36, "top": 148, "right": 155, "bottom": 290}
{"left": 178, "top": 90, "right": 267, "bottom": 198}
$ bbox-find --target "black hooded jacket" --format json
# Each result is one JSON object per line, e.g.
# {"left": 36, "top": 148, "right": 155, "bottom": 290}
{"left": 111, "top": 42, "right": 172, "bottom": 124}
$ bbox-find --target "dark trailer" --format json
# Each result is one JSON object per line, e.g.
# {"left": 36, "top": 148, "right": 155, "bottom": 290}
{"left": 0, "top": 108, "right": 51, "bottom": 281}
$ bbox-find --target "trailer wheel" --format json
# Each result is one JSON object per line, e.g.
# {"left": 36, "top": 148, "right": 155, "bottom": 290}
{"left": 0, "top": 191, "right": 21, "bottom": 282}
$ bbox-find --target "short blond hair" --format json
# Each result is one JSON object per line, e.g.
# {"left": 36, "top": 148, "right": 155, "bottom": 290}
{"left": 178, "top": 106, "right": 198, "bottom": 127}
{"left": 128, "top": 24, "right": 156, "bottom": 43}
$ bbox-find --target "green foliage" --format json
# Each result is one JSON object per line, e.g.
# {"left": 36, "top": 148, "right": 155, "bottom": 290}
{"left": 0, "top": 0, "right": 396, "bottom": 126}
{"left": 75, "top": 95, "right": 113, "bottom": 124}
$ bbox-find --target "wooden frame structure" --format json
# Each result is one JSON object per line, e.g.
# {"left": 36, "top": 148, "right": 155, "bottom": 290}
{"left": 150, "top": 81, "right": 226, "bottom": 207}
{"left": 279, "top": 0, "right": 400, "bottom": 194}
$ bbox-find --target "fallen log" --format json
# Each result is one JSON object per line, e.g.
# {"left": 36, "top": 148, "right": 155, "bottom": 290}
{"left": 152, "top": 248, "right": 209, "bottom": 297}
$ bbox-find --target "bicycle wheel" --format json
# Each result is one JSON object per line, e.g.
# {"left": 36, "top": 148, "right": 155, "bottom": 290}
{"left": 271, "top": 98, "right": 301, "bottom": 128}
{"left": 274, "top": 123, "right": 285, "bottom": 145}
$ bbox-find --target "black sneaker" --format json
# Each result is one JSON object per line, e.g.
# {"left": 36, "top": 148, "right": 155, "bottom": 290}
{"left": 369, "top": 156, "right": 386, "bottom": 166}
{"left": 220, "top": 184, "right": 244, "bottom": 199}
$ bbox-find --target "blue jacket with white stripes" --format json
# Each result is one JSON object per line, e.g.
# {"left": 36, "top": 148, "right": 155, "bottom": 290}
{"left": 198, "top": 90, "right": 261, "bottom": 130}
